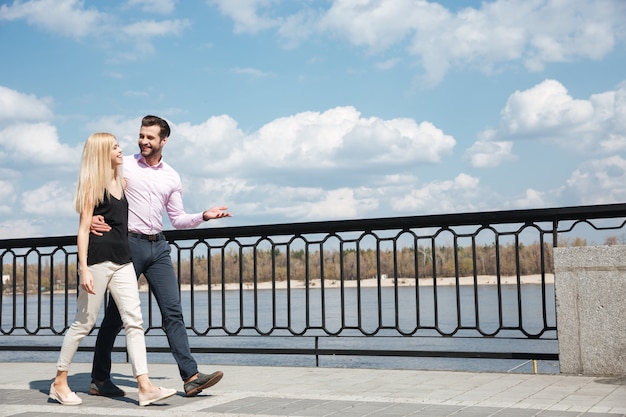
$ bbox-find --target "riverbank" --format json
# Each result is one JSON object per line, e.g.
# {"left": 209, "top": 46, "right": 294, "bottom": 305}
{"left": 10, "top": 274, "right": 553, "bottom": 295}
{"left": 156, "top": 274, "right": 555, "bottom": 293}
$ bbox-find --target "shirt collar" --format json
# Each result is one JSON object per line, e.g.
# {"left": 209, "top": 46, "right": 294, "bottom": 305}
{"left": 135, "top": 153, "right": 164, "bottom": 169}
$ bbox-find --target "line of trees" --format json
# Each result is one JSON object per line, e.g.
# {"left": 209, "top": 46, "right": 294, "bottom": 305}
{"left": 178, "top": 240, "right": 556, "bottom": 286}
{"left": 2, "top": 235, "right": 622, "bottom": 294}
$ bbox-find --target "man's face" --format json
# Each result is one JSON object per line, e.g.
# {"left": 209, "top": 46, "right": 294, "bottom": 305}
{"left": 138, "top": 124, "right": 167, "bottom": 159}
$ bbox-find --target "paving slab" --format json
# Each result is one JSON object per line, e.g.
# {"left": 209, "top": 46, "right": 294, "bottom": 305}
{"left": 0, "top": 362, "right": 624, "bottom": 416}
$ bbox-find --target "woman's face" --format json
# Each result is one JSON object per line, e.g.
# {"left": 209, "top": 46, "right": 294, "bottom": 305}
{"left": 110, "top": 140, "right": 123, "bottom": 167}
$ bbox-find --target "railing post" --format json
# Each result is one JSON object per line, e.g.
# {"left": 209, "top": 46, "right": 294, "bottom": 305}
{"left": 315, "top": 336, "right": 319, "bottom": 367}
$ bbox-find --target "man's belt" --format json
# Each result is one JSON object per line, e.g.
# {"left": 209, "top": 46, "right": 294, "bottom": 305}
{"left": 128, "top": 232, "right": 165, "bottom": 241}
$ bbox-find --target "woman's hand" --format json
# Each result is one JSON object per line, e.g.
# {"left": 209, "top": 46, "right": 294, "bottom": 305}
{"left": 80, "top": 269, "right": 96, "bottom": 295}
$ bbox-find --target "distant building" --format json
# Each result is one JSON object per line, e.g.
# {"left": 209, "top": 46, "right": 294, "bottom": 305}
{"left": 2, "top": 274, "right": 10, "bottom": 289}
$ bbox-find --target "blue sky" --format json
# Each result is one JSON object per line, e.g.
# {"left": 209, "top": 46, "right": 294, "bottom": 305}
{"left": 1, "top": 0, "right": 625, "bottom": 239}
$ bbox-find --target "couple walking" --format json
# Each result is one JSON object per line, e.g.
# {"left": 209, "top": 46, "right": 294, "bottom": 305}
{"left": 49, "top": 115, "right": 231, "bottom": 406}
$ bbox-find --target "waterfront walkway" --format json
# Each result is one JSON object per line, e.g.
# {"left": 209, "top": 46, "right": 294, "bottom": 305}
{"left": 0, "top": 362, "right": 624, "bottom": 416}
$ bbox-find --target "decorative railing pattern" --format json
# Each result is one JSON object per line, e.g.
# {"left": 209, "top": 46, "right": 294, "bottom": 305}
{"left": 2, "top": 203, "right": 626, "bottom": 364}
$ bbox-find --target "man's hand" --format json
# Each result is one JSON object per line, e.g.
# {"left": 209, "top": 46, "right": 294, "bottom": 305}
{"left": 90, "top": 214, "right": 111, "bottom": 236}
{"left": 202, "top": 206, "right": 232, "bottom": 221}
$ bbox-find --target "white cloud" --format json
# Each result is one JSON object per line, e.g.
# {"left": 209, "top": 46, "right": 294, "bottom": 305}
{"left": 0, "top": 85, "right": 54, "bottom": 122}
{"left": 614, "top": 81, "right": 626, "bottom": 132}
{"left": 375, "top": 58, "right": 402, "bottom": 71}
{"left": 0, "top": 174, "right": 76, "bottom": 238}
{"left": 231, "top": 67, "right": 274, "bottom": 78}
{"left": 0, "top": 0, "right": 188, "bottom": 59}
{"left": 390, "top": 173, "right": 482, "bottom": 214}
{"left": 7, "top": 1, "right": 623, "bottom": 87}
{"left": 0, "top": 179, "right": 16, "bottom": 214}
{"left": 307, "top": 188, "right": 377, "bottom": 220}
{"left": 0, "top": 219, "right": 42, "bottom": 239}
{"left": 250, "top": 185, "right": 380, "bottom": 222}
{"left": 211, "top": 0, "right": 626, "bottom": 87}
{"left": 561, "top": 155, "right": 626, "bottom": 205}
{"left": 197, "top": 176, "right": 253, "bottom": 200}
{"left": 465, "top": 138, "right": 515, "bottom": 168}
{"left": 229, "top": 106, "right": 454, "bottom": 172}
{"left": 165, "top": 107, "right": 455, "bottom": 184}
{"left": 127, "top": 0, "right": 177, "bottom": 14}
{"left": 21, "top": 181, "right": 76, "bottom": 216}
{"left": 468, "top": 79, "right": 626, "bottom": 167}
{"left": 0, "top": 0, "right": 108, "bottom": 38}
{"left": 523, "top": 2, "right": 618, "bottom": 70}
{"left": 500, "top": 79, "right": 594, "bottom": 136}
{"left": 150, "top": 106, "right": 459, "bottom": 224}
{"left": 320, "top": 0, "right": 443, "bottom": 52}
{"left": 122, "top": 18, "right": 190, "bottom": 37}
{"left": 169, "top": 115, "right": 246, "bottom": 170}
{"left": 276, "top": 7, "right": 319, "bottom": 49}
{"left": 508, "top": 189, "right": 547, "bottom": 209}
{"left": 85, "top": 115, "right": 141, "bottom": 150}
{"left": 209, "top": 0, "right": 278, "bottom": 34}
{"left": 407, "top": 0, "right": 623, "bottom": 86}
{"left": 0, "top": 123, "right": 82, "bottom": 165}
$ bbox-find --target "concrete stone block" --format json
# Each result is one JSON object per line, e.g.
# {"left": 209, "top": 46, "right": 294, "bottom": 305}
{"left": 554, "top": 245, "right": 626, "bottom": 376}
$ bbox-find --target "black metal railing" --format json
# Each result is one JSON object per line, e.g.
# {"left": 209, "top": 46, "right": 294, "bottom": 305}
{"left": 2, "top": 203, "right": 626, "bottom": 366}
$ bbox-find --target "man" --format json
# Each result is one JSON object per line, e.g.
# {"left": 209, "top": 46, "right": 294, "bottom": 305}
{"left": 89, "top": 115, "right": 231, "bottom": 398}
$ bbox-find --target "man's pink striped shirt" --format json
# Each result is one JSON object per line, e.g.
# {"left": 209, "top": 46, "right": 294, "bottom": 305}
{"left": 123, "top": 154, "right": 204, "bottom": 235}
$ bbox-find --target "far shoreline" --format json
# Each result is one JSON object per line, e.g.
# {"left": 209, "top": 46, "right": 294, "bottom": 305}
{"left": 26, "top": 274, "right": 553, "bottom": 295}
{"left": 157, "top": 274, "right": 555, "bottom": 293}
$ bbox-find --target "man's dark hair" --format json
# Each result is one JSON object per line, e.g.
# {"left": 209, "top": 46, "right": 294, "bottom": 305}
{"left": 142, "top": 115, "right": 171, "bottom": 140}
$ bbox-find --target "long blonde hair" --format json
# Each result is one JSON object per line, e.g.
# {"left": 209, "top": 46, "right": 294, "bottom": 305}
{"left": 74, "top": 132, "right": 123, "bottom": 213}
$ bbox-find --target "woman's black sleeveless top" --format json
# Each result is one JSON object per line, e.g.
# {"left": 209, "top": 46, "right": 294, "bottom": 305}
{"left": 87, "top": 193, "right": 133, "bottom": 266}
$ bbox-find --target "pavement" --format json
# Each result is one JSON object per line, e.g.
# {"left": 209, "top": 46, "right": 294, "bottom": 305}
{"left": 0, "top": 361, "right": 624, "bottom": 417}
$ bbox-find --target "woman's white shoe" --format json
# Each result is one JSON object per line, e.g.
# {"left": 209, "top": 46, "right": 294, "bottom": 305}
{"left": 138, "top": 386, "right": 177, "bottom": 406}
{"left": 49, "top": 383, "right": 82, "bottom": 405}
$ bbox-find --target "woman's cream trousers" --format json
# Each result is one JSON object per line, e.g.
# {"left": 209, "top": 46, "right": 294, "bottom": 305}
{"left": 56, "top": 261, "right": 148, "bottom": 377}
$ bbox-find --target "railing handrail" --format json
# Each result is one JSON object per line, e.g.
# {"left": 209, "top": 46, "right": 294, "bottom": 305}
{"left": 3, "top": 202, "right": 626, "bottom": 248}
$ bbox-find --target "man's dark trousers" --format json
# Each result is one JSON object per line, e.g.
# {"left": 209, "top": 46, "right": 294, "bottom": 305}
{"left": 91, "top": 236, "right": 198, "bottom": 381}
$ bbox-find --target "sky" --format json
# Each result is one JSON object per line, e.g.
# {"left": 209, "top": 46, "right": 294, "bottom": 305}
{"left": 0, "top": 0, "right": 625, "bottom": 240}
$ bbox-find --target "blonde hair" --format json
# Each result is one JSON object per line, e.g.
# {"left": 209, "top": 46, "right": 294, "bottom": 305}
{"left": 74, "top": 132, "right": 123, "bottom": 213}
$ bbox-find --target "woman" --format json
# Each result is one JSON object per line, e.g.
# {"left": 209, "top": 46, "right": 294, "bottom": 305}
{"left": 49, "top": 133, "right": 176, "bottom": 406}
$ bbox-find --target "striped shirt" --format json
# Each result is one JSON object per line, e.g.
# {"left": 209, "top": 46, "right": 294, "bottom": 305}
{"left": 123, "top": 154, "right": 204, "bottom": 235}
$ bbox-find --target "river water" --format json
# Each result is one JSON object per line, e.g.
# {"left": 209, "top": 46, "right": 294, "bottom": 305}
{"left": 0, "top": 284, "right": 559, "bottom": 374}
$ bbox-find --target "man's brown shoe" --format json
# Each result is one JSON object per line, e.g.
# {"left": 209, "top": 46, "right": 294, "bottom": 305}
{"left": 184, "top": 371, "right": 223, "bottom": 397}
{"left": 89, "top": 379, "right": 125, "bottom": 397}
